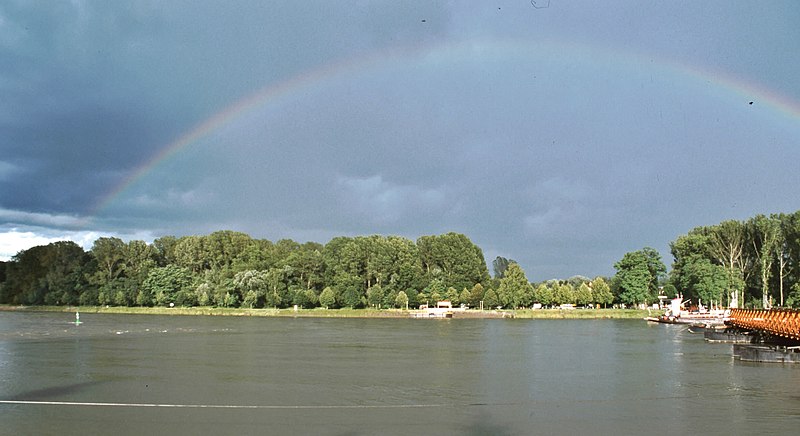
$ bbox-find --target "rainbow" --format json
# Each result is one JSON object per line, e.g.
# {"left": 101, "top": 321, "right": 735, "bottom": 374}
{"left": 90, "top": 37, "right": 800, "bottom": 217}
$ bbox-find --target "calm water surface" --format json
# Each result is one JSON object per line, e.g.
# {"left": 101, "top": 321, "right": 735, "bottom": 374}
{"left": 1, "top": 312, "right": 799, "bottom": 435}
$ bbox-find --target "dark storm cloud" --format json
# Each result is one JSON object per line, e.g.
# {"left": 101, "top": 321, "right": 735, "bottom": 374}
{"left": 2, "top": 1, "right": 799, "bottom": 280}
{"left": 1, "top": 0, "right": 452, "bottom": 216}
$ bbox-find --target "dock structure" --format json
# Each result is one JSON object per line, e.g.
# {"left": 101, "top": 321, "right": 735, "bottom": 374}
{"left": 727, "top": 308, "right": 800, "bottom": 363}
{"left": 728, "top": 308, "right": 800, "bottom": 342}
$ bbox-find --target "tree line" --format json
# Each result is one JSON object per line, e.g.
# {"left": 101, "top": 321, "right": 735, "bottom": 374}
{"left": 610, "top": 210, "right": 800, "bottom": 309}
{"left": 0, "top": 230, "right": 617, "bottom": 310}
{"left": 3, "top": 210, "right": 797, "bottom": 310}
{"left": 667, "top": 211, "right": 800, "bottom": 309}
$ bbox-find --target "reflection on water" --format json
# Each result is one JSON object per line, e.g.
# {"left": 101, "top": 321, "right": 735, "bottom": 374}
{"left": 1, "top": 312, "right": 798, "bottom": 435}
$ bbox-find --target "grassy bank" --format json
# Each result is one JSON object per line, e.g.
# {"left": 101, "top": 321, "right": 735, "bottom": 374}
{"left": 0, "top": 305, "right": 405, "bottom": 318}
{"left": 511, "top": 308, "right": 652, "bottom": 319}
{"left": 1, "top": 304, "right": 651, "bottom": 319}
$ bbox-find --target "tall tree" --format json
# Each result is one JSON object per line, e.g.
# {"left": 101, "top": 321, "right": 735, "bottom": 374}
{"left": 496, "top": 263, "right": 533, "bottom": 309}
{"left": 417, "top": 232, "right": 490, "bottom": 291}
{"left": 590, "top": 277, "right": 613, "bottom": 308}
{"left": 1, "top": 242, "right": 89, "bottom": 305}
{"left": 233, "top": 270, "right": 268, "bottom": 308}
{"left": 152, "top": 235, "right": 179, "bottom": 267}
{"left": 395, "top": 290, "right": 409, "bottom": 309}
{"left": 204, "top": 230, "right": 254, "bottom": 274}
{"left": 468, "top": 283, "right": 485, "bottom": 308}
{"left": 264, "top": 267, "right": 289, "bottom": 308}
{"left": 142, "top": 265, "right": 193, "bottom": 307}
{"left": 575, "top": 282, "right": 593, "bottom": 307}
{"left": 682, "top": 258, "right": 728, "bottom": 307}
{"left": 552, "top": 283, "right": 575, "bottom": 306}
{"left": 707, "top": 221, "right": 749, "bottom": 307}
{"left": 367, "top": 284, "right": 384, "bottom": 309}
{"left": 285, "top": 243, "right": 324, "bottom": 291}
{"left": 669, "top": 230, "right": 713, "bottom": 301}
{"left": 319, "top": 287, "right": 336, "bottom": 309}
{"left": 776, "top": 212, "right": 799, "bottom": 306}
{"left": 533, "top": 283, "right": 554, "bottom": 307}
{"left": 614, "top": 249, "right": 664, "bottom": 307}
{"left": 748, "top": 215, "right": 780, "bottom": 308}
{"left": 90, "top": 237, "right": 126, "bottom": 285}
{"left": 173, "top": 236, "right": 207, "bottom": 274}
{"left": 640, "top": 247, "right": 667, "bottom": 296}
{"left": 492, "top": 256, "right": 513, "bottom": 279}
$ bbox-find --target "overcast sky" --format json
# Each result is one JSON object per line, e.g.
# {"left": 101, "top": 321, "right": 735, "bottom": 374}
{"left": 2, "top": 1, "right": 799, "bottom": 281}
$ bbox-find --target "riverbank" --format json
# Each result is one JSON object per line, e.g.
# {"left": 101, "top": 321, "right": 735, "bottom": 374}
{"left": 0, "top": 304, "right": 651, "bottom": 319}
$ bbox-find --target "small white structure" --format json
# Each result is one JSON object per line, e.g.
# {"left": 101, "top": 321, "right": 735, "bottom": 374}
{"left": 412, "top": 301, "right": 454, "bottom": 318}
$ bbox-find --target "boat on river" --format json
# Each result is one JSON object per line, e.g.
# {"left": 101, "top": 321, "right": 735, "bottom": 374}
{"left": 645, "top": 314, "right": 725, "bottom": 325}
{"left": 645, "top": 296, "right": 728, "bottom": 326}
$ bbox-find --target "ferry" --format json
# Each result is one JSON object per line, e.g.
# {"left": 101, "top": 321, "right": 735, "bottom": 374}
{"left": 645, "top": 296, "right": 728, "bottom": 325}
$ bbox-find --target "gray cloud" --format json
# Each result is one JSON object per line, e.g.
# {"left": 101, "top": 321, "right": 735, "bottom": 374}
{"left": 2, "top": 1, "right": 799, "bottom": 280}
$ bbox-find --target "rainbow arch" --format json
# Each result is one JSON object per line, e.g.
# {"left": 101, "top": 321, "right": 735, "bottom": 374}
{"left": 90, "top": 37, "right": 800, "bottom": 217}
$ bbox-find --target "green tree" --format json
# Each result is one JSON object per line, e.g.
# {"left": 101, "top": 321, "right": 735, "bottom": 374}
{"left": 567, "top": 275, "right": 590, "bottom": 288}
{"left": 707, "top": 221, "right": 749, "bottom": 307}
{"left": 446, "top": 286, "right": 459, "bottom": 305}
{"left": 774, "top": 212, "right": 800, "bottom": 307}
{"left": 553, "top": 283, "right": 575, "bottom": 306}
{"left": 395, "top": 290, "right": 409, "bottom": 309}
{"left": 492, "top": 256, "right": 514, "bottom": 279}
{"left": 303, "top": 288, "right": 318, "bottom": 308}
{"left": 42, "top": 241, "right": 89, "bottom": 306}
{"left": 119, "top": 240, "right": 157, "bottom": 305}
{"left": 1, "top": 241, "right": 88, "bottom": 305}
{"left": 682, "top": 258, "right": 728, "bottom": 307}
{"left": 575, "top": 282, "right": 593, "bottom": 307}
{"left": 496, "top": 263, "right": 533, "bottom": 309}
{"left": 90, "top": 237, "right": 126, "bottom": 287}
{"left": 749, "top": 214, "right": 780, "bottom": 308}
{"left": 285, "top": 243, "right": 324, "bottom": 291}
{"left": 265, "top": 267, "right": 289, "bottom": 308}
{"left": 786, "top": 282, "right": 800, "bottom": 308}
{"left": 661, "top": 283, "right": 678, "bottom": 299}
{"left": 590, "top": 277, "right": 613, "bottom": 308}
{"left": 319, "top": 287, "right": 336, "bottom": 309}
{"left": 342, "top": 285, "right": 364, "bottom": 308}
{"left": 142, "top": 265, "right": 193, "bottom": 307}
{"left": 469, "top": 283, "right": 485, "bottom": 308}
{"left": 124, "top": 240, "right": 156, "bottom": 280}
{"left": 640, "top": 247, "right": 667, "bottom": 296}
{"left": 417, "top": 233, "right": 490, "bottom": 291}
{"left": 152, "top": 235, "right": 179, "bottom": 267}
{"left": 367, "top": 284, "right": 384, "bottom": 309}
{"left": 483, "top": 287, "right": 500, "bottom": 309}
{"left": 232, "top": 270, "right": 268, "bottom": 308}
{"left": 204, "top": 230, "right": 254, "bottom": 273}
{"left": 458, "top": 288, "right": 471, "bottom": 307}
{"left": 533, "top": 283, "right": 554, "bottom": 307}
{"left": 614, "top": 249, "right": 663, "bottom": 307}
{"left": 173, "top": 235, "right": 207, "bottom": 274}
{"left": 194, "top": 283, "right": 211, "bottom": 306}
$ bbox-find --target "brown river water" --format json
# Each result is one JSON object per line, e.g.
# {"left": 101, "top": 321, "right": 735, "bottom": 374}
{"left": 1, "top": 312, "right": 799, "bottom": 435}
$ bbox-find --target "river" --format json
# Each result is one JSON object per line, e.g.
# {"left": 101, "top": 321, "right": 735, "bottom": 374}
{"left": 1, "top": 312, "right": 798, "bottom": 435}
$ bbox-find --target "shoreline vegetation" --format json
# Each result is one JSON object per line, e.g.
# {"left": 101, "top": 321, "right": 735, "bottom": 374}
{"left": 0, "top": 304, "right": 651, "bottom": 319}
{"left": 3, "top": 211, "right": 800, "bottom": 315}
